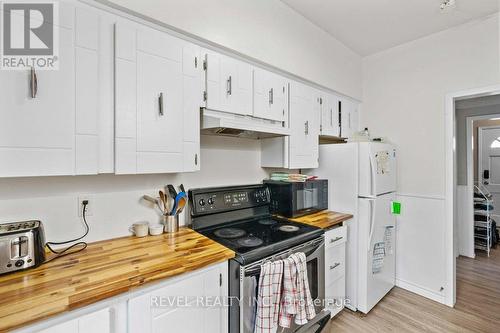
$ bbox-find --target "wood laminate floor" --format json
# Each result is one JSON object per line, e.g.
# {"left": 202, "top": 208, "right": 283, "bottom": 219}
{"left": 327, "top": 247, "right": 500, "bottom": 332}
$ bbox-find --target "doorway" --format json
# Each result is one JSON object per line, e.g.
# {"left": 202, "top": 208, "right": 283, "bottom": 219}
{"left": 478, "top": 125, "right": 500, "bottom": 220}
{"left": 445, "top": 85, "right": 500, "bottom": 307}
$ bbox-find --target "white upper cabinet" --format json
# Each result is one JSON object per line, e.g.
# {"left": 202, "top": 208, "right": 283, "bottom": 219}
{"left": 0, "top": 2, "right": 114, "bottom": 177}
{"left": 320, "top": 93, "right": 340, "bottom": 137}
{"left": 261, "top": 81, "right": 320, "bottom": 169}
{"left": 0, "top": 19, "right": 75, "bottom": 177}
{"left": 339, "top": 98, "right": 359, "bottom": 138}
{"left": 182, "top": 43, "right": 203, "bottom": 172}
{"left": 115, "top": 21, "right": 202, "bottom": 174}
{"left": 288, "top": 83, "right": 320, "bottom": 169}
{"left": 203, "top": 50, "right": 253, "bottom": 116}
{"left": 253, "top": 68, "right": 288, "bottom": 122}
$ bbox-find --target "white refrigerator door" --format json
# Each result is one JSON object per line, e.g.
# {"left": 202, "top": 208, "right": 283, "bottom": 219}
{"left": 357, "top": 193, "right": 396, "bottom": 314}
{"left": 359, "top": 143, "right": 397, "bottom": 197}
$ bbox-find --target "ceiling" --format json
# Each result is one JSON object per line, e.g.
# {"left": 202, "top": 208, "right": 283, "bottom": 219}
{"left": 281, "top": 0, "right": 499, "bottom": 56}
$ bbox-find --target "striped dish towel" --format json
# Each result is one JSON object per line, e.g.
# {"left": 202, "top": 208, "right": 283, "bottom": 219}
{"left": 279, "top": 252, "right": 316, "bottom": 328}
{"left": 254, "top": 260, "right": 284, "bottom": 333}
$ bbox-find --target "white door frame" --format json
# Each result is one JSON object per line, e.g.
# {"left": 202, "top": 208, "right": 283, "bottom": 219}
{"left": 445, "top": 84, "right": 500, "bottom": 307}
{"left": 478, "top": 125, "right": 500, "bottom": 186}
{"left": 461, "top": 118, "right": 500, "bottom": 259}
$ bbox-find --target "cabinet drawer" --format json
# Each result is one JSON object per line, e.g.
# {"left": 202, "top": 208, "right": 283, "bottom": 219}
{"left": 325, "top": 243, "right": 345, "bottom": 286}
{"left": 325, "top": 226, "right": 346, "bottom": 248}
{"left": 325, "top": 275, "right": 345, "bottom": 317}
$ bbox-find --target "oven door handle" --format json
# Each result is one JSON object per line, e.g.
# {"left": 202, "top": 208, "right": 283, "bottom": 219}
{"left": 243, "top": 237, "right": 324, "bottom": 276}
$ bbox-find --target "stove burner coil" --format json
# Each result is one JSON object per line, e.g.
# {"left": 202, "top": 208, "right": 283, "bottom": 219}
{"left": 278, "top": 225, "right": 300, "bottom": 233}
{"left": 237, "top": 236, "right": 264, "bottom": 247}
{"left": 258, "top": 219, "right": 277, "bottom": 226}
{"left": 214, "top": 228, "right": 246, "bottom": 239}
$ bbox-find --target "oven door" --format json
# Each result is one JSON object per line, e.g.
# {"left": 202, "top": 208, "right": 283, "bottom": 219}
{"left": 293, "top": 181, "right": 328, "bottom": 217}
{"left": 240, "top": 237, "right": 330, "bottom": 333}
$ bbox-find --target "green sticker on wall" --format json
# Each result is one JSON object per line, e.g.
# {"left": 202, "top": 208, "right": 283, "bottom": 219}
{"left": 391, "top": 201, "right": 401, "bottom": 215}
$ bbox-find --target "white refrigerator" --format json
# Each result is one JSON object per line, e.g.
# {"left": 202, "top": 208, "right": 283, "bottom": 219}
{"left": 313, "top": 142, "right": 397, "bottom": 314}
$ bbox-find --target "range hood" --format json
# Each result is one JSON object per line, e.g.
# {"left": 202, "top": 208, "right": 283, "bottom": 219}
{"left": 201, "top": 109, "right": 290, "bottom": 139}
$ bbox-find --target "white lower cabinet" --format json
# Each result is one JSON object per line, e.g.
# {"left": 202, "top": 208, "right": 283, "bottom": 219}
{"left": 36, "top": 308, "right": 111, "bottom": 333}
{"left": 128, "top": 262, "right": 228, "bottom": 333}
{"left": 324, "top": 226, "right": 347, "bottom": 318}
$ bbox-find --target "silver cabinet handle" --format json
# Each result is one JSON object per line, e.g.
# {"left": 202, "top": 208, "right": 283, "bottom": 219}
{"left": 30, "top": 67, "right": 38, "bottom": 98}
{"left": 330, "top": 109, "right": 333, "bottom": 127}
{"left": 226, "top": 76, "right": 232, "bottom": 95}
{"left": 304, "top": 121, "right": 309, "bottom": 135}
{"left": 269, "top": 88, "right": 274, "bottom": 105}
{"left": 194, "top": 56, "right": 198, "bottom": 68}
{"left": 195, "top": 153, "right": 198, "bottom": 166}
{"left": 158, "top": 92, "right": 164, "bottom": 116}
{"left": 329, "top": 263, "right": 341, "bottom": 270}
{"left": 329, "top": 236, "right": 343, "bottom": 244}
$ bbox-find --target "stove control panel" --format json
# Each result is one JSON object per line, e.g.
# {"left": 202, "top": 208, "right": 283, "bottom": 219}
{"left": 189, "top": 185, "right": 270, "bottom": 216}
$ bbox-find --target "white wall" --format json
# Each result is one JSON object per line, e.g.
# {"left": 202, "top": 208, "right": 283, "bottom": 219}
{"left": 363, "top": 14, "right": 500, "bottom": 196}
{"left": 395, "top": 194, "right": 446, "bottom": 303}
{"left": 362, "top": 14, "right": 500, "bottom": 304}
{"left": 0, "top": 136, "right": 270, "bottom": 243}
{"left": 103, "top": 0, "right": 362, "bottom": 100}
{"left": 0, "top": 0, "right": 364, "bottom": 245}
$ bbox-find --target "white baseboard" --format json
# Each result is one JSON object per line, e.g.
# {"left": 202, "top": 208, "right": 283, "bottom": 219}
{"left": 459, "top": 251, "right": 475, "bottom": 259}
{"left": 396, "top": 278, "right": 446, "bottom": 305}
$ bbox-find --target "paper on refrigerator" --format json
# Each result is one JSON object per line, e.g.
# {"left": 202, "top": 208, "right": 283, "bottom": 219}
{"left": 372, "top": 242, "right": 385, "bottom": 274}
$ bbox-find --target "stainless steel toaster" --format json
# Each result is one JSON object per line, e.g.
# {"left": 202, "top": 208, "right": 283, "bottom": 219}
{"left": 0, "top": 220, "right": 46, "bottom": 274}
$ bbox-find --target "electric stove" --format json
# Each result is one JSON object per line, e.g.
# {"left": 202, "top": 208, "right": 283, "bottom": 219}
{"left": 188, "top": 184, "right": 323, "bottom": 265}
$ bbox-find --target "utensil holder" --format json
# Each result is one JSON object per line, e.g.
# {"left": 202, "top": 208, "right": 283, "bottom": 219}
{"left": 163, "top": 215, "right": 179, "bottom": 233}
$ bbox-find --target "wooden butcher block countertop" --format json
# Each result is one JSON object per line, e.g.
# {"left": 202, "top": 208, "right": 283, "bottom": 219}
{"left": 0, "top": 227, "right": 235, "bottom": 332}
{"left": 288, "top": 210, "right": 353, "bottom": 230}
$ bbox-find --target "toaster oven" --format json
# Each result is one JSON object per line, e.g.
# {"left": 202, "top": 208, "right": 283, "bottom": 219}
{"left": 0, "top": 220, "right": 46, "bottom": 274}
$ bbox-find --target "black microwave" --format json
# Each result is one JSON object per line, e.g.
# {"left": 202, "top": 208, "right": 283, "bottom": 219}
{"left": 264, "top": 179, "right": 328, "bottom": 218}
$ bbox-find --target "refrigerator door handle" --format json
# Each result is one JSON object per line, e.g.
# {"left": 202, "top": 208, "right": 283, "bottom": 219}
{"left": 368, "top": 198, "right": 376, "bottom": 251}
{"left": 369, "top": 154, "right": 377, "bottom": 197}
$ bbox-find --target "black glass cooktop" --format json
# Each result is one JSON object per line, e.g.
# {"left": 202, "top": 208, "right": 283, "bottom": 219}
{"left": 197, "top": 216, "right": 323, "bottom": 264}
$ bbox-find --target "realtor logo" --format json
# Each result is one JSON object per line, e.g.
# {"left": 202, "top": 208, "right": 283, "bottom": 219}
{"left": 1, "top": 1, "right": 59, "bottom": 70}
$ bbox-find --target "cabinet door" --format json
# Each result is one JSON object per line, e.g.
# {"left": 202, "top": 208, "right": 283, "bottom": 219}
{"left": 321, "top": 94, "right": 340, "bottom": 137}
{"left": 253, "top": 68, "right": 272, "bottom": 119}
{"left": 204, "top": 50, "right": 252, "bottom": 116}
{"left": 325, "top": 275, "right": 346, "bottom": 317}
{"left": 115, "top": 22, "right": 184, "bottom": 174}
{"left": 232, "top": 59, "right": 253, "bottom": 116}
{"left": 36, "top": 308, "right": 110, "bottom": 333}
{"left": 218, "top": 54, "right": 235, "bottom": 112}
{"left": 128, "top": 263, "right": 227, "bottom": 333}
{"left": 253, "top": 68, "right": 287, "bottom": 122}
{"left": 0, "top": 24, "right": 75, "bottom": 177}
{"left": 78, "top": 308, "right": 111, "bottom": 333}
{"left": 204, "top": 50, "right": 222, "bottom": 111}
{"left": 269, "top": 74, "right": 288, "bottom": 122}
{"left": 288, "top": 82, "right": 319, "bottom": 169}
{"left": 340, "top": 99, "right": 359, "bottom": 138}
{"left": 136, "top": 52, "right": 182, "bottom": 154}
{"left": 182, "top": 43, "right": 202, "bottom": 172}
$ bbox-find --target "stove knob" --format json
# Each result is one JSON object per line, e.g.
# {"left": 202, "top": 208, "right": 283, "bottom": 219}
{"left": 207, "top": 198, "right": 214, "bottom": 205}
{"left": 199, "top": 199, "right": 205, "bottom": 206}
{"left": 15, "top": 260, "right": 24, "bottom": 267}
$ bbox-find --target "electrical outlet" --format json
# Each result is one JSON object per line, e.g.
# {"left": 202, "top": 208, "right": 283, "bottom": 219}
{"left": 78, "top": 196, "right": 93, "bottom": 217}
